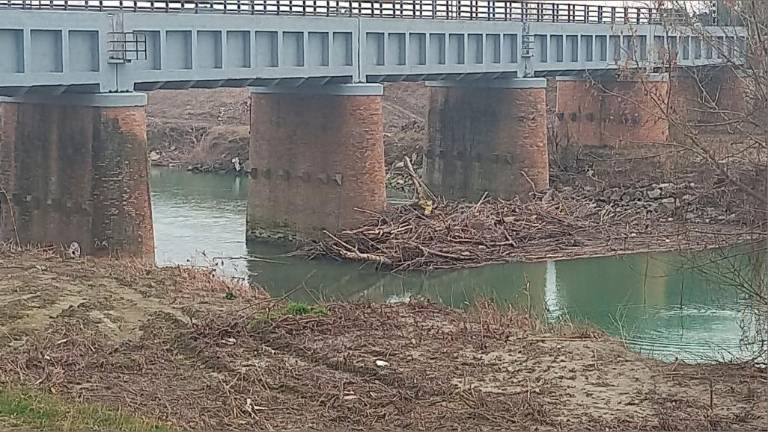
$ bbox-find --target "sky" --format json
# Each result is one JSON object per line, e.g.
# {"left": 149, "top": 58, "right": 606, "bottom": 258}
{"left": 538, "top": 1, "right": 711, "bottom": 12}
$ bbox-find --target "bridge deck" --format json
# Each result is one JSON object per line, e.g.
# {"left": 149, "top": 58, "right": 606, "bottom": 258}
{"left": 0, "top": 1, "right": 746, "bottom": 95}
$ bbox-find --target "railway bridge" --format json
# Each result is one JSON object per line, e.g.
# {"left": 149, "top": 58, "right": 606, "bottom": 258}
{"left": 0, "top": 0, "right": 747, "bottom": 259}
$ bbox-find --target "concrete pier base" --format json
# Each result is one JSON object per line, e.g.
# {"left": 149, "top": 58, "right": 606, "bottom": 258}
{"left": 424, "top": 79, "right": 550, "bottom": 200}
{"left": 247, "top": 84, "right": 386, "bottom": 240}
{"left": 0, "top": 93, "right": 154, "bottom": 259}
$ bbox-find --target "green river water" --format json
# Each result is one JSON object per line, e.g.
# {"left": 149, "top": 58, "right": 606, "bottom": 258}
{"left": 150, "top": 167, "right": 766, "bottom": 363}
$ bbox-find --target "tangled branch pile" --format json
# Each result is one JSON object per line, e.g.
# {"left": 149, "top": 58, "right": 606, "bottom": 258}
{"left": 316, "top": 192, "right": 749, "bottom": 270}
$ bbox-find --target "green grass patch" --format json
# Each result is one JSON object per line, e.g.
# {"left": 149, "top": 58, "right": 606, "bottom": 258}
{"left": 246, "top": 302, "right": 329, "bottom": 332}
{"left": 282, "top": 302, "right": 328, "bottom": 317}
{"left": 0, "top": 388, "right": 174, "bottom": 432}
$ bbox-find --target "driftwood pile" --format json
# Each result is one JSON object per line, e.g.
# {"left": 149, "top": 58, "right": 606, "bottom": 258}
{"left": 313, "top": 157, "right": 754, "bottom": 270}
{"left": 316, "top": 192, "right": 674, "bottom": 270}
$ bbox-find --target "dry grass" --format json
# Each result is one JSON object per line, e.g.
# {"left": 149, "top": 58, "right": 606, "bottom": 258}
{"left": 0, "top": 250, "right": 766, "bottom": 431}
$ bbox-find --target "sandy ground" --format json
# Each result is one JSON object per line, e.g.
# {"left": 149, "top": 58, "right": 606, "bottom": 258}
{"left": 0, "top": 248, "right": 766, "bottom": 431}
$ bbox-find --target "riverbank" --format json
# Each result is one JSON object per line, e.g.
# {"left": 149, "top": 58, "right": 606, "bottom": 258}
{"left": 1, "top": 249, "right": 766, "bottom": 431}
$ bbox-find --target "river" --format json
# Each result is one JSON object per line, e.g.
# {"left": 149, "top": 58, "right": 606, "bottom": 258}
{"left": 150, "top": 167, "right": 765, "bottom": 363}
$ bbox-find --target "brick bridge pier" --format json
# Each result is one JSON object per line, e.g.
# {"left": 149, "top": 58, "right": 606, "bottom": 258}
{"left": 0, "top": 93, "right": 154, "bottom": 259}
{"left": 424, "top": 79, "right": 549, "bottom": 200}
{"left": 553, "top": 67, "right": 745, "bottom": 148}
{"left": 0, "top": 67, "right": 745, "bottom": 254}
{"left": 246, "top": 84, "right": 387, "bottom": 240}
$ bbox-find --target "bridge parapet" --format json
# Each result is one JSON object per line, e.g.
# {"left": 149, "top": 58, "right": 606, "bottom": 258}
{"left": 0, "top": 0, "right": 668, "bottom": 22}
{"left": 0, "top": 0, "right": 747, "bottom": 95}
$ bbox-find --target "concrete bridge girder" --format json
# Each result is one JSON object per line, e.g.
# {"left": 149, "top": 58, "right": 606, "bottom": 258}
{"left": 0, "top": 10, "right": 746, "bottom": 96}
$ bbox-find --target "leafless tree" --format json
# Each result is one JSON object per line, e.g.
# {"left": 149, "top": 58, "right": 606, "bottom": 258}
{"left": 553, "top": 0, "right": 768, "bottom": 363}
{"left": 657, "top": 0, "right": 766, "bottom": 363}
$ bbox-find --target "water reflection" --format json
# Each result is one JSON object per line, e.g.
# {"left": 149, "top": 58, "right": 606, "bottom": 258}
{"left": 151, "top": 168, "right": 764, "bottom": 362}
{"left": 151, "top": 168, "right": 248, "bottom": 276}
{"left": 245, "top": 243, "right": 761, "bottom": 362}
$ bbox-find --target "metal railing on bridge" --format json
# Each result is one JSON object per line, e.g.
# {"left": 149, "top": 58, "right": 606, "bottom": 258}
{"left": 0, "top": 0, "right": 665, "bottom": 24}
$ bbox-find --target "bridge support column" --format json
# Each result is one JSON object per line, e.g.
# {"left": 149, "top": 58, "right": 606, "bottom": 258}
{"left": 0, "top": 93, "right": 154, "bottom": 259}
{"left": 554, "top": 69, "right": 747, "bottom": 148}
{"left": 553, "top": 75, "right": 670, "bottom": 147}
{"left": 247, "top": 84, "right": 386, "bottom": 240}
{"left": 424, "top": 78, "right": 549, "bottom": 200}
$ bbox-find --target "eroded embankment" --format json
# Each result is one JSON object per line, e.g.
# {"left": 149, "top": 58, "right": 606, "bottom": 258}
{"left": 0, "top": 249, "right": 766, "bottom": 431}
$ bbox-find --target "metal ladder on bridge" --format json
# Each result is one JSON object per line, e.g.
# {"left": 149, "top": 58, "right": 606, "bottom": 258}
{"left": 106, "top": 14, "right": 147, "bottom": 64}
{"left": 107, "top": 32, "right": 148, "bottom": 64}
{"left": 521, "top": 19, "right": 535, "bottom": 77}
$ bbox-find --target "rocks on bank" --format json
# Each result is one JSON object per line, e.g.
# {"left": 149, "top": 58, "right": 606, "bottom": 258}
{"left": 572, "top": 180, "right": 750, "bottom": 225}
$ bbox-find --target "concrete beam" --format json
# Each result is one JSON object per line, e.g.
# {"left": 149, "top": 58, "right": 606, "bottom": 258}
{"left": 0, "top": 9, "right": 745, "bottom": 93}
{"left": 249, "top": 83, "right": 384, "bottom": 96}
{"left": 0, "top": 92, "right": 147, "bottom": 107}
{"left": 425, "top": 78, "right": 548, "bottom": 89}
{"left": 554, "top": 73, "right": 669, "bottom": 82}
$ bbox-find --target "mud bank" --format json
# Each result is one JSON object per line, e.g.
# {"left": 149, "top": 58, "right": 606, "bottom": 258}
{"left": 0, "top": 249, "right": 766, "bottom": 431}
